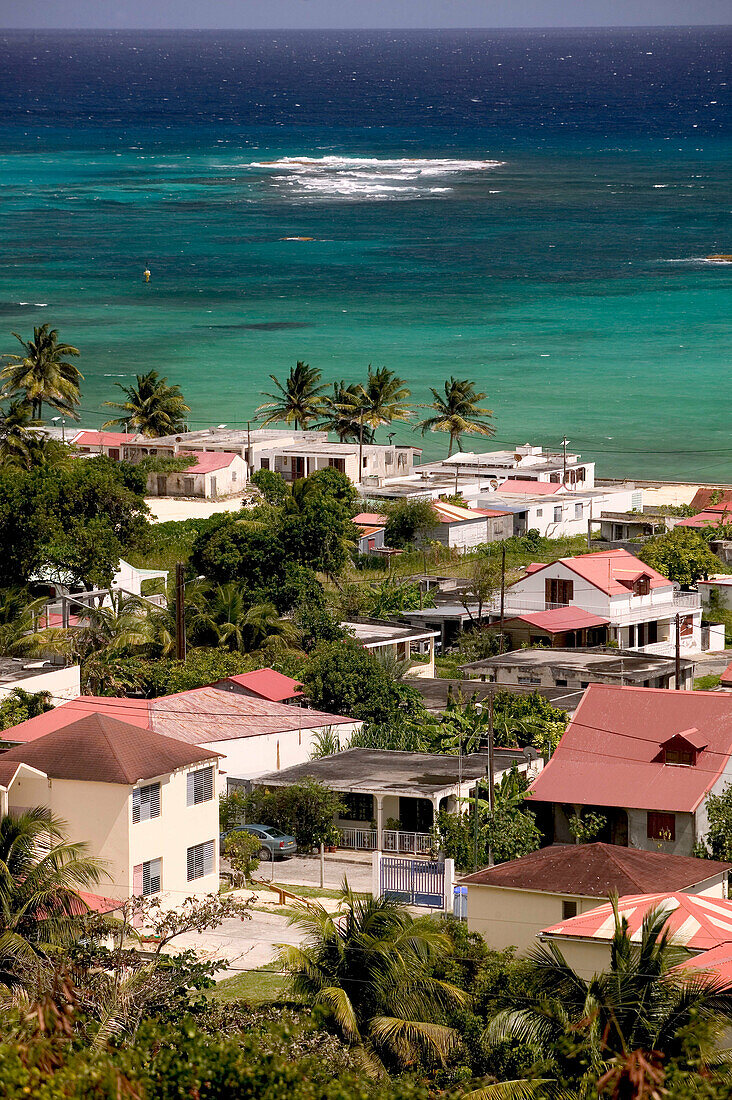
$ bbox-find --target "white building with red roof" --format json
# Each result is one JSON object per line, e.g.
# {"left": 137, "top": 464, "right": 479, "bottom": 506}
{"left": 497, "top": 548, "right": 704, "bottom": 654}
{"left": 71, "top": 429, "right": 136, "bottom": 460}
{"left": 527, "top": 683, "right": 732, "bottom": 857}
{"left": 145, "top": 450, "right": 247, "bottom": 500}
{"left": 540, "top": 892, "right": 732, "bottom": 979}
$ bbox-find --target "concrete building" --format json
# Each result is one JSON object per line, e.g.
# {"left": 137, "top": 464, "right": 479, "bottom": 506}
{"left": 410, "top": 677, "right": 585, "bottom": 716}
{"left": 420, "top": 443, "right": 596, "bottom": 490}
{"left": 71, "top": 429, "right": 136, "bottom": 460}
{"left": 593, "top": 510, "right": 676, "bottom": 543}
{"left": 475, "top": 482, "right": 641, "bottom": 540}
{"left": 0, "top": 657, "right": 81, "bottom": 704}
{"left": 343, "top": 618, "right": 440, "bottom": 677}
{"left": 497, "top": 548, "right": 705, "bottom": 655}
{"left": 1, "top": 679, "right": 360, "bottom": 785}
{"left": 460, "top": 843, "right": 730, "bottom": 954}
{"left": 697, "top": 575, "right": 732, "bottom": 612}
{"left": 0, "top": 713, "right": 221, "bottom": 905}
{"left": 146, "top": 451, "right": 247, "bottom": 500}
{"left": 461, "top": 647, "right": 694, "bottom": 692}
{"left": 540, "top": 893, "right": 732, "bottom": 979}
{"left": 528, "top": 684, "right": 732, "bottom": 857}
{"left": 256, "top": 746, "right": 542, "bottom": 851}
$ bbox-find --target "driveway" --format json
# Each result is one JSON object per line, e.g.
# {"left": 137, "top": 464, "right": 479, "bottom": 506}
{"left": 258, "top": 852, "right": 374, "bottom": 894}
{"left": 170, "top": 906, "right": 306, "bottom": 971}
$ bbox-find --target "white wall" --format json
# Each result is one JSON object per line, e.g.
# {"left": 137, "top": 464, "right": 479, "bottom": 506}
{"left": 205, "top": 722, "right": 361, "bottom": 780}
{"left": 0, "top": 664, "right": 81, "bottom": 704}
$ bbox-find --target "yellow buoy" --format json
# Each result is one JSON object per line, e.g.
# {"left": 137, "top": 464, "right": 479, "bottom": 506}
{"left": 144, "top": 268, "right": 151, "bottom": 282}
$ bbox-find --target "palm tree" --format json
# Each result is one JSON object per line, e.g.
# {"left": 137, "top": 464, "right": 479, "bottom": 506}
{"left": 316, "top": 381, "right": 371, "bottom": 443}
{"left": 418, "top": 377, "right": 494, "bottom": 457}
{"left": 0, "top": 808, "right": 104, "bottom": 987}
{"left": 102, "top": 370, "right": 190, "bottom": 437}
{"left": 0, "top": 591, "right": 64, "bottom": 658}
{"left": 256, "top": 361, "right": 328, "bottom": 431}
{"left": 1, "top": 326, "right": 83, "bottom": 422}
{"left": 352, "top": 366, "right": 411, "bottom": 470}
{"left": 279, "top": 881, "right": 467, "bottom": 1070}
{"left": 484, "top": 898, "right": 732, "bottom": 1097}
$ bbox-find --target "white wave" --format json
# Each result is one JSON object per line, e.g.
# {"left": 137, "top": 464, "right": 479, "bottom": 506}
{"left": 248, "top": 154, "right": 502, "bottom": 200}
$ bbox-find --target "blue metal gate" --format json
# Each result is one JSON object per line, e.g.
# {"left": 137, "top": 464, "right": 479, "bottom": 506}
{"left": 380, "top": 856, "right": 444, "bottom": 908}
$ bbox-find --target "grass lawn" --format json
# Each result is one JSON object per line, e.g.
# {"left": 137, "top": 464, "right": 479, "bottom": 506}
{"left": 208, "top": 964, "right": 289, "bottom": 1005}
{"left": 695, "top": 673, "right": 722, "bottom": 691}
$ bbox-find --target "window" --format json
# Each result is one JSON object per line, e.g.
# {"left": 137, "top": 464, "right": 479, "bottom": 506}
{"left": 553, "top": 506, "right": 562, "bottom": 523}
{"left": 562, "top": 900, "right": 577, "bottom": 920}
{"left": 260, "top": 458, "right": 270, "bottom": 470}
{"left": 341, "top": 793, "right": 374, "bottom": 822}
{"left": 556, "top": 678, "right": 568, "bottom": 687}
{"left": 133, "top": 858, "right": 161, "bottom": 896}
{"left": 362, "top": 457, "right": 368, "bottom": 468}
{"left": 575, "top": 503, "right": 583, "bottom": 519}
{"left": 132, "top": 782, "right": 160, "bottom": 823}
{"left": 518, "top": 676, "right": 541, "bottom": 685}
{"left": 187, "top": 766, "right": 214, "bottom": 806}
{"left": 231, "top": 470, "right": 237, "bottom": 483}
{"left": 536, "top": 508, "right": 543, "bottom": 517}
{"left": 328, "top": 457, "right": 346, "bottom": 473}
{"left": 187, "top": 840, "right": 215, "bottom": 881}
{"left": 633, "top": 577, "right": 650, "bottom": 596}
{"left": 647, "top": 812, "right": 675, "bottom": 841}
{"left": 665, "top": 749, "right": 695, "bottom": 766}
{"left": 385, "top": 451, "right": 393, "bottom": 464}
{"left": 545, "top": 578, "right": 573, "bottom": 606}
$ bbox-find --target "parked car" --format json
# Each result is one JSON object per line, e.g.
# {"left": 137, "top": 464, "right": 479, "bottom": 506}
{"left": 224, "top": 823, "right": 297, "bottom": 861}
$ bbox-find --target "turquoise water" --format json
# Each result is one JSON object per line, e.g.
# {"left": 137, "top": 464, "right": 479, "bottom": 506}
{"left": 0, "top": 30, "right": 730, "bottom": 479}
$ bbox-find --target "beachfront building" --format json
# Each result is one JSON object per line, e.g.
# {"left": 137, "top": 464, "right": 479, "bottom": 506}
{"left": 2, "top": 677, "right": 360, "bottom": 785}
{"left": 70, "top": 429, "right": 136, "bottom": 459}
{"left": 0, "top": 713, "right": 221, "bottom": 905}
{"left": 419, "top": 443, "right": 596, "bottom": 490}
{"left": 496, "top": 548, "right": 704, "bottom": 654}
{"left": 461, "top": 646, "right": 694, "bottom": 691}
{"left": 527, "top": 683, "right": 732, "bottom": 857}
{"left": 145, "top": 450, "right": 247, "bottom": 499}
{"left": 475, "top": 481, "right": 643, "bottom": 540}
{"left": 460, "top": 844, "right": 730, "bottom": 954}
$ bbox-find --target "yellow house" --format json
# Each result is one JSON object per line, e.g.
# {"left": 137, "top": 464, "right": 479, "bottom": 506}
{"left": 460, "top": 843, "right": 730, "bottom": 955}
{"left": 0, "top": 713, "right": 221, "bottom": 906}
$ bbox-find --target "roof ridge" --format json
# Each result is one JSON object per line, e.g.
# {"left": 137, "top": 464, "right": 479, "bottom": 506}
{"left": 601, "top": 842, "right": 649, "bottom": 892}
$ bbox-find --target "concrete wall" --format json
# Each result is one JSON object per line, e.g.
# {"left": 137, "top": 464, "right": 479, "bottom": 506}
{"left": 146, "top": 454, "right": 247, "bottom": 500}
{"left": 698, "top": 581, "right": 732, "bottom": 611}
{"left": 540, "top": 936, "right": 622, "bottom": 980}
{"left": 205, "top": 722, "right": 361, "bottom": 780}
{"left": 0, "top": 664, "right": 81, "bottom": 704}
{"left": 467, "top": 885, "right": 606, "bottom": 953}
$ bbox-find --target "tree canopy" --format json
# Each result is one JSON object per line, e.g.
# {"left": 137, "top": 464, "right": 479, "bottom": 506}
{"left": 639, "top": 527, "right": 725, "bottom": 588}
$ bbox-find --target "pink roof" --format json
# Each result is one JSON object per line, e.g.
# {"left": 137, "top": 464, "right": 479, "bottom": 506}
{"left": 223, "top": 669, "right": 303, "bottom": 702}
{"left": 472, "top": 507, "right": 512, "bottom": 518}
{"left": 430, "top": 500, "right": 491, "bottom": 524}
{"left": 75, "top": 890, "right": 125, "bottom": 916}
{"left": 678, "top": 505, "right": 732, "bottom": 529}
{"left": 541, "top": 893, "right": 732, "bottom": 953}
{"left": 3, "top": 686, "right": 353, "bottom": 748}
{"left": 503, "top": 607, "right": 610, "bottom": 632}
{"left": 73, "top": 430, "right": 134, "bottom": 448}
{"left": 674, "top": 942, "right": 732, "bottom": 984}
{"left": 181, "top": 451, "right": 239, "bottom": 474}
{"left": 721, "top": 661, "right": 732, "bottom": 687}
{"left": 528, "top": 683, "right": 732, "bottom": 814}
{"left": 515, "top": 549, "right": 672, "bottom": 597}
{"left": 353, "top": 512, "right": 388, "bottom": 526}
{"left": 497, "top": 479, "right": 560, "bottom": 495}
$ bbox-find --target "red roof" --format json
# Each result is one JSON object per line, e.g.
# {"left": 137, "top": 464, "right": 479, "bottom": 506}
{"left": 352, "top": 512, "right": 388, "bottom": 526}
{"left": 497, "top": 479, "right": 560, "bottom": 495}
{"left": 3, "top": 687, "right": 354, "bottom": 748}
{"left": 181, "top": 451, "right": 239, "bottom": 474}
{"left": 223, "top": 669, "right": 304, "bottom": 702}
{"left": 73, "top": 430, "right": 134, "bottom": 448}
{"left": 472, "top": 508, "right": 512, "bottom": 518}
{"left": 513, "top": 549, "right": 671, "bottom": 598}
{"left": 74, "top": 890, "right": 125, "bottom": 915}
{"left": 502, "top": 607, "right": 610, "bottom": 633}
{"left": 677, "top": 505, "right": 732, "bottom": 529}
{"left": 528, "top": 684, "right": 732, "bottom": 813}
{"left": 674, "top": 942, "right": 732, "bottom": 984}
{"left": 721, "top": 661, "right": 732, "bottom": 687}
{"left": 541, "top": 893, "right": 732, "bottom": 953}
{"left": 690, "top": 488, "right": 732, "bottom": 512}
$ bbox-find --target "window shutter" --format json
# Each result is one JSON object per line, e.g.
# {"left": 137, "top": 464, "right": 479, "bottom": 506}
{"left": 150, "top": 784, "right": 161, "bottom": 817}
{"left": 132, "top": 788, "right": 141, "bottom": 824}
{"left": 187, "top": 772, "right": 195, "bottom": 806}
{"left": 188, "top": 767, "right": 214, "bottom": 806}
{"left": 133, "top": 863, "right": 143, "bottom": 894}
{"left": 187, "top": 840, "right": 215, "bottom": 881}
{"left": 187, "top": 846, "right": 195, "bottom": 880}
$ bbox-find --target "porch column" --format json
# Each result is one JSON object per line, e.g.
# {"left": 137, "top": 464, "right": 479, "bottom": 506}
{"left": 375, "top": 794, "right": 384, "bottom": 850}
{"left": 426, "top": 636, "right": 435, "bottom": 676}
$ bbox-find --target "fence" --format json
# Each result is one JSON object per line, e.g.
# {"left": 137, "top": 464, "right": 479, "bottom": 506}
{"left": 338, "top": 827, "right": 434, "bottom": 855}
{"left": 372, "top": 851, "right": 455, "bottom": 911}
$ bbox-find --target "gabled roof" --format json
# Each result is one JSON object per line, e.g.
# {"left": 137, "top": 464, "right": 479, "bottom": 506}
{"left": 430, "top": 500, "right": 493, "bottom": 524}
{"left": 496, "top": 479, "right": 561, "bottom": 495}
{"left": 690, "top": 488, "right": 732, "bottom": 512}
{"left": 501, "top": 607, "right": 610, "bottom": 632}
{"left": 73, "top": 430, "right": 135, "bottom": 447}
{"left": 513, "top": 549, "right": 671, "bottom": 597}
{"left": 528, "top": 684, "right": 732, "bottom": 813}
{"left": 1, "top": 713, "right": 219, "bottom": 784}
{"left": 460, "top": 843, "right": 730, "bottom": 896}
{"left": 223, "top": 669, "right": 303, "bottom": 702}
{"left": 541, "top": 893, "right": 732, "bottom": 952}
{"left": 352, "top": 512, "right": 388, "bottom": 526}
{"left": 3, "top": 687, "right": 354, "bottom": 748}
{"left": 180, "top": 450, "right": 239, "bottom": 474}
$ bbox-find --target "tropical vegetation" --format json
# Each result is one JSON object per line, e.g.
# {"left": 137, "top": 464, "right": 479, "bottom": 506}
{"left": 1, "top": 325, "right": 82, "bottom": 420}
{"left": 103, "top": 369, "right": 190, "bottom": 436}
{"left": 418, "top": 377, "right": 494, "bottom": 456}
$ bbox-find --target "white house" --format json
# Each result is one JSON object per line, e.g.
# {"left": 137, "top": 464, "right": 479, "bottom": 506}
{"left": 498, "top": 548, "right": 703, "bottom": 654}
{"left": 146, "top": 451, "right": 247, "bottom": 500}
{"left": 419, "top": 443, "right": 596, "bottom": 490}
{"left": 476, "top": 481, "right": 642, "bottom": 539}
{"left": 421, "top": 500, "right": 513, "bottom": 550}
{"left": 0, "top": 713, "right": 221, "bottom": 905}
{"left": 697, "top": 575, "right": 732, "bottom": 612}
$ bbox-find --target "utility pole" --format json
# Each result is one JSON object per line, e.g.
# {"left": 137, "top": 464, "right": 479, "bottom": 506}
{"left": 561, "top": 437, "right": 570, "bottom": 489}
{"left": 498, "top": 542, "right": 506, "bottom": 655}
{"left": 487, "top": 696, "right": 495, "bottom": 867}
{"left": 246, "top": 420, "right": 252, "bottom": 478}
{"left": 675, "top": 613, "right": 681, "bottom": 690}
{"left": 175, "top": 562, "right": 186, "bottom": 662}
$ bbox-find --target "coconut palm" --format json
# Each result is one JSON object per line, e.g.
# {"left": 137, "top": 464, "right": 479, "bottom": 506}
{"left": 484, "top": 898, "right": 732, "bottom": 1097}
{"left": 102, "top": 370, "right": 190, "bottom": 437}
{"left": 315, "top": 381, "right": 372, "bottom": 444}
{"left": 0, "top": 807, "right": 104, "bottom": 987}
{"left": 279, "top": 881, "right": 467, "bottom": 1070}
{"left": 256, "top": 361, "right": 328, "bottom": 431}
{"left": 0, "top": 590, "right": 65, "bottom": 658}
{"left": 68, "top": 593, "right": 159, "bottom": 663}
{"left": 418, "top": 377, "right": 494, "bottom": 456}
{"left": 351, "top": 366, "right": 411, "bottom": 469}
{"left": 1, "top": 326, "right": 82, "bottom": 422}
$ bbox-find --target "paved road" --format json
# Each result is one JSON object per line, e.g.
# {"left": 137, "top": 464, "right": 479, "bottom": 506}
{"left": 259, "top": 852, "right": 373, "bottom": 893}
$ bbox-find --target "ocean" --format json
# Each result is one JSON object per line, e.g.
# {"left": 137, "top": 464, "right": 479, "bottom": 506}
{"left": 0, "top": 28, "right": 730, "bottom": 480}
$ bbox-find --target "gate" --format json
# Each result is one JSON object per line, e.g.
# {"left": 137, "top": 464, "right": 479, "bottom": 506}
{"left": 380, "top": 856, "right": 444, "bottom": 908}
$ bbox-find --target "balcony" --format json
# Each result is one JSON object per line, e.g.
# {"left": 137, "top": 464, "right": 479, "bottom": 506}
{"left": 492, "top": 591, "right": 701, "bottom": 627}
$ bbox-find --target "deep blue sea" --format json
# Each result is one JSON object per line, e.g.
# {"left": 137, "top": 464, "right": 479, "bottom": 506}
{"left": 0, "top": 29, "right": 730, "bottom": 479}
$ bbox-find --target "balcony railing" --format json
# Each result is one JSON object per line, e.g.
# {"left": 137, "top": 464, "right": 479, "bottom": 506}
{"left": 338, "top": 828, "right": 434, "bottom": 856}
{"left": 338, "top": 827, "right": 378, "bottom": 851}
{"left": 490, "top": 591, "right": 701, "bottom": 626}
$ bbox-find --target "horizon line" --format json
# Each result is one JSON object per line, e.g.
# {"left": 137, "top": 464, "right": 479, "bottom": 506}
{"left": 2, "top": 23, "right": 731, "bottom": 32}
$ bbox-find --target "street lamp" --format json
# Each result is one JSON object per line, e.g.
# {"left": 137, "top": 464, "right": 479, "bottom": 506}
{"left": 51, "top": 416, "right": 66, "bottom": 443}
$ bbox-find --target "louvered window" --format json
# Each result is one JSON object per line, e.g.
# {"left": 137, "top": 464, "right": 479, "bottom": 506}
{"left": 187, "top": 840, "right": 215, "bottom": 881}
{"left": 187, "top": 766, "right": 214, "bottom": 806}
{"left": 133, "top": 858, "right": 161, "bottom": 896}
{"left": 132, "top": 783, "right": 161, "bottom": 823}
